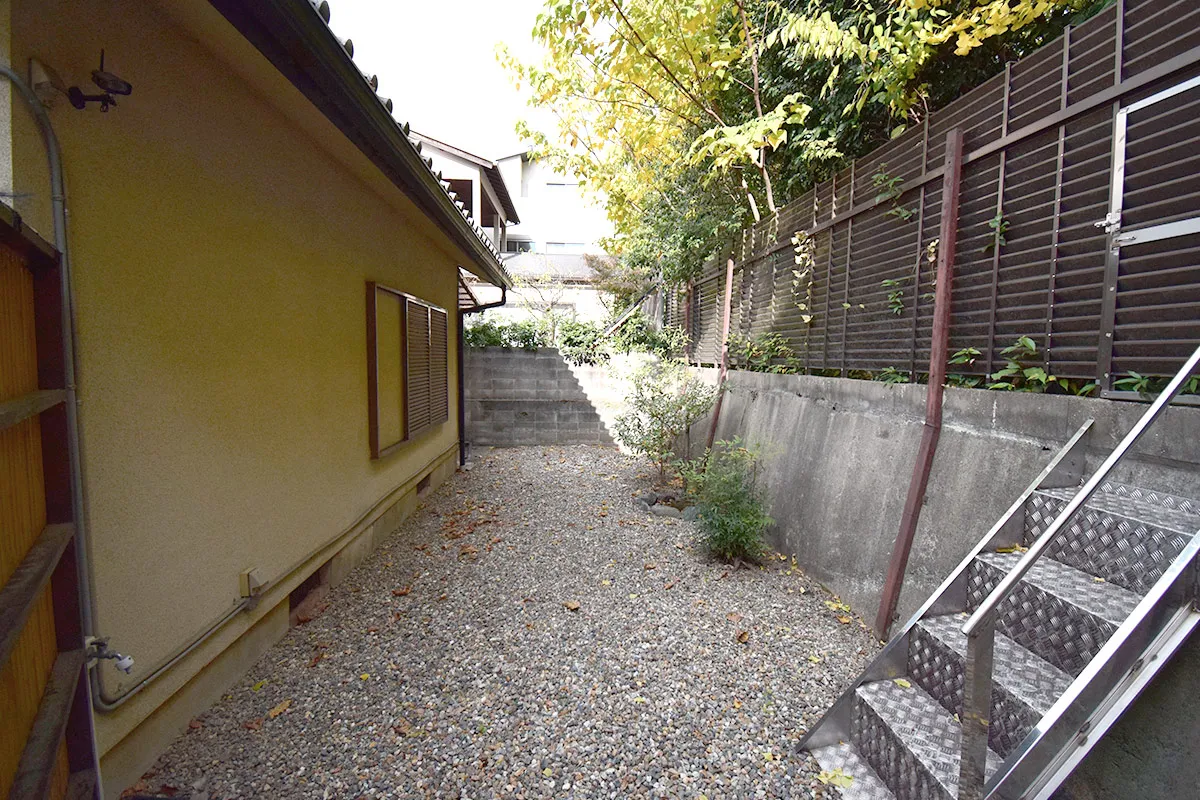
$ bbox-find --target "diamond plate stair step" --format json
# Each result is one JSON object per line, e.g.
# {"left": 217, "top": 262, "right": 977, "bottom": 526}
{"left": 853, "top": 680, "right": 1002, "bottom": 800}
{"left": 1023, "top": 482, "right": 1200, "bottom": 595}
{"left": 968, "top": 552, "right": 1140, "bottom": 677}
{"left": 810, "top": 743, "right": 895, "bottom": 800}
{"left": 910, "top": 614, "right": 1073, "bottom": 758}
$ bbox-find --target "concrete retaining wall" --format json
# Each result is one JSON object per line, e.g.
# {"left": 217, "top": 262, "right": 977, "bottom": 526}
{"left": 464, "top": 347, "right": 648, "bottom": 447}
{"left": 695, "top": 370, "right": 1200, "bottom": 623}
{"left": 694, "top": 370, "right": 1200, "bottom": 799}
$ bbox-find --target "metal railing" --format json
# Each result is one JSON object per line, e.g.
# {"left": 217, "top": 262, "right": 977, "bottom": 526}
{"left": 956, "top": 343, "right": 1200, "bottom": 799}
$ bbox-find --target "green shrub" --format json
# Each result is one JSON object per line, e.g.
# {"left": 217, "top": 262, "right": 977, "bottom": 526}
{"left": 558, "top": 318, "right": 610, "bottom": 365}
{"left": 681, "top": 439, "right": 771, "bottom": 564}
{"left": 463, "top": 317, "right": 550, "bottom": 351}
{"left": 611, "top": 310, "right": 687, "bottom": 358}
{"left": 504, "top": 319, "right": 548, "bottom": 350}
{"left": 728, "top": 332, "right": 800, "bottom": 373}
{"left": 614, "top": 360, "right": 716, "bottom": 479}
{"left": 463, "top": 319, "right": 505, "bottom": 348}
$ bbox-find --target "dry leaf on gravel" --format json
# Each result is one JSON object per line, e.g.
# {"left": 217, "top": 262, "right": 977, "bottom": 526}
{"left": 267, "top": 699, "right": 292, "bottom": 719}
{"left": 664, "top": 579, "right": 677, "bottom": 590}
{"left": 563, "top": 600, "right": 581, "bottom": 612}
{"left": 242, "top": 718, "right": 263, "bottom": 731}
{"left": 727, "top": 612, "right": 744, "bottom": 623}
{"left": 392, "top": 586, "right": 412, "bottom": 597}
{"left": 644, "top": 562, "right": 657, "bottom": 570}
{"left": 736, "top": 630, "right": 750, "bottom": 644}
{"left": 837, "top": 615, "right": 853, "bottom": 624}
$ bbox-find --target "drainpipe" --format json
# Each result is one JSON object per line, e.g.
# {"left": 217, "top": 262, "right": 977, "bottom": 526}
{"left": 874, "top": 128, "right": 964, "bottom": 640}
{"left": 704, "top": 257, "right": 736, "bottom": 452}
{"left": 459, "top": 286, "right": 506, "bottom": 465}
{"left": 0, "top": 63, "right": 104, "bottom": 789}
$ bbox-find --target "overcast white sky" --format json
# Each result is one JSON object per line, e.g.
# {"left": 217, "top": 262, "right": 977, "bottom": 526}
{"left": 325, "top": 0, "right": 552, "bottom": 160}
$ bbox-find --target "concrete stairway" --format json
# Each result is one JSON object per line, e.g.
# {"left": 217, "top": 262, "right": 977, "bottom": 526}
{"left": 802, "top": 478, "right": 1200, "bottom": 800}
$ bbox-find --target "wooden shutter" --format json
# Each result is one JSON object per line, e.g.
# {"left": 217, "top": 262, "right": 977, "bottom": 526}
{"left": 429, "top": 309, "right": 449, "bottom": 424}
{"left": 405, "top": 301, "right": 431, "bottom": 437}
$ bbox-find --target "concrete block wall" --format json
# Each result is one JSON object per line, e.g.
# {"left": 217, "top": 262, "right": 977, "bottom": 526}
{"left": 464, "top": 347, "right": 647, "bottom": 446}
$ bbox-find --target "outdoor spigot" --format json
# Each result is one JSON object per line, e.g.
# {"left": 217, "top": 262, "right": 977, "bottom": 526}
{"left": 86, "top": 636, "right": 135, "bottom": 674}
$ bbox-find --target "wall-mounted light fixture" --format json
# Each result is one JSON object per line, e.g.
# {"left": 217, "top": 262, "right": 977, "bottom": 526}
{"left": 68, "top": 50, "right": 132, "bottom": 112}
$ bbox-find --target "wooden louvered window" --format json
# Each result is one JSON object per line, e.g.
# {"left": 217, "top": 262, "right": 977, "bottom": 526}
{"left": 366, "top": 282, "right": 450, "bottom": 459}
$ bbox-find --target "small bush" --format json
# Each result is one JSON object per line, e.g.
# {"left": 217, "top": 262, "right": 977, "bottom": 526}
{"left": 728, "top": 332, "right": 800, "bottom": 373}
{"left": 463, "top": 317, "right": 550, "bottom": 351}
{"left": 615, "top": 360, "right": 716, "bottom": 480}
{"left": 558, "top": 319, "right": 610, "bottom": 365}
{"left": 463, "top": 318, "right": 505, "bottom": 348}
{"left": 611, "top": 310, "right": 687, "bottom": 358}
{"left": 681, "top": 439, "right": 771, "bottom": 564}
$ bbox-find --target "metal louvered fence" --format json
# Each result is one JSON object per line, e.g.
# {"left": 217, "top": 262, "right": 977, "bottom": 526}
{"left": 668, "top": 0, "right": 1200, "bottom": 396}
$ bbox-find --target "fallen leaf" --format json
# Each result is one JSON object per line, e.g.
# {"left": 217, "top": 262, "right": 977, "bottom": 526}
{"left": 187, "top": 719, "right": 203, "bottom": 731}
{"left": 995, "top": 544, "right": 1029, "bottom": 554}
{"left": 817, "top": 768, "right": 854, "bottom": 788}
{"left": 664, "top": 579, "right": 677, "bottom": 590}
{"left": 243, "top": 718, "right": 263, "bottom": 731}
{"left": 308, "top": 652, "right": 325, "bottom": 668}
{"left": 808, "top": 654, "right": 822, "bottom": 663}
{"left": 437, "top": 593, "right": 448, "bottom": 601}
{"left": 366, "top": 626, "right": 379, "bottom": 634}
{"left": 601, "top": 579, "right": 612, "bottom": 586}
{"left": 763, "top": 751, "right": 775, "bottom": 762}
{"left": 250, "top": 680, "right": 268, "bottom": 692}
{"left": 267, "top": 699, "right": 292, "bottom": 719}
{"left": 644, "top": 562, "right": 657, "bottom": 571}
{"left": 563, "top": 600, "right": 581, "bottom": 612}
{"left": 392, "top": 586, "right": 412, "bottom": 597}
{"left": 717, "top": 570, "right": 730, "bottom": 580}
{"left": 628, "top": 593, "right": 639, "bottom": 599}
{"left": 360, "top": 673, "right": 370, "bottom": 681}
{"left": 893, "top": 678, "right": 912, "bottom": 689}
{"left": 824, "top": 600, "right": 851, "bottom": 613}
{"left": 632, "top": 696, "right": 648, "bottom": 704}
{"left": 732, "top": 699, "right": 743, "bottom": 709}
{"left": 736, "top": 630, "right": 750, "bottom": 644}
{"left": 542, "top": 768, "right": 554, "bottom": 777}
{"left": 837, "top": 615, "right": 853, "bottom": 624}
{"left": 727, "top": 612, "right": 744, "bottom": 623}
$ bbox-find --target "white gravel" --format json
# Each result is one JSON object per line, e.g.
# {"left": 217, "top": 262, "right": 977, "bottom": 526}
{"left": 144, "top": 445, "right": 880, "bottom": 799}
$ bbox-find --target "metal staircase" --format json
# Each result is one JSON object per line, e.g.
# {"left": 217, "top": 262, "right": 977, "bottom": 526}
{"left": 800, "top": 346, "right": 1200, "bottom": 800}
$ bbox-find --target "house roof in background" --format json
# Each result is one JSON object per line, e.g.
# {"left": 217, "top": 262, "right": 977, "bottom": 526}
{"left": 502, "top": 253, "right": 598, "bottom": 282}
{"left": 207, "top": 0, "right": 512, "bottom": 288}
{"left": 410, "top": 131, "right": 521, "bottom": 224}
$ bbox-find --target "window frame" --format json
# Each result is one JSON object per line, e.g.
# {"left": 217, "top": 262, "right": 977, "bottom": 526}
{"left": 366, "top": 281, "right": 449, "bottom": 460}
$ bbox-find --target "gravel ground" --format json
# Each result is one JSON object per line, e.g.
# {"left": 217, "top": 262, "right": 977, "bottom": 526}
{"left": 144, "top": 446, "right": 880, "bottom": 799}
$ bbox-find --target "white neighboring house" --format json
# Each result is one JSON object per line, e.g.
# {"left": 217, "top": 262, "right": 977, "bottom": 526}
{"left": 411, "top": 131, "right": 521, "bottom": 252}
{"left": 469, "top": 150, "right": 615, "bottom": 324}
{"left": 478, "top": 252, "right": 610, "bottom": 325}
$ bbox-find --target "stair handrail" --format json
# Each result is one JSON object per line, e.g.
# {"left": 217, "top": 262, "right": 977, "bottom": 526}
{"left": 957, "top": 343, "right": 1200, "bottom": 800}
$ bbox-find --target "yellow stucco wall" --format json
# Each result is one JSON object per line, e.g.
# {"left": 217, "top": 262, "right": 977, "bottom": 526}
{"left": 9, "top": 0, "right": 476, "bottom": 761}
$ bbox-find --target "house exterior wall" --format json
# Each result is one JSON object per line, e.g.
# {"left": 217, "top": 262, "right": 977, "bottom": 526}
{"left": 496, "top": 154, "right": 611, "bottom": 252}
{"left": 8, "top": 0, "right": 479, "bottom": 791}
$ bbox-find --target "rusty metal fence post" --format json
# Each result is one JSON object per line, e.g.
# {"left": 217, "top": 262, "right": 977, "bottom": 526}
{"left": 874, "top": 127, "right": 965, "bottom": 639}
